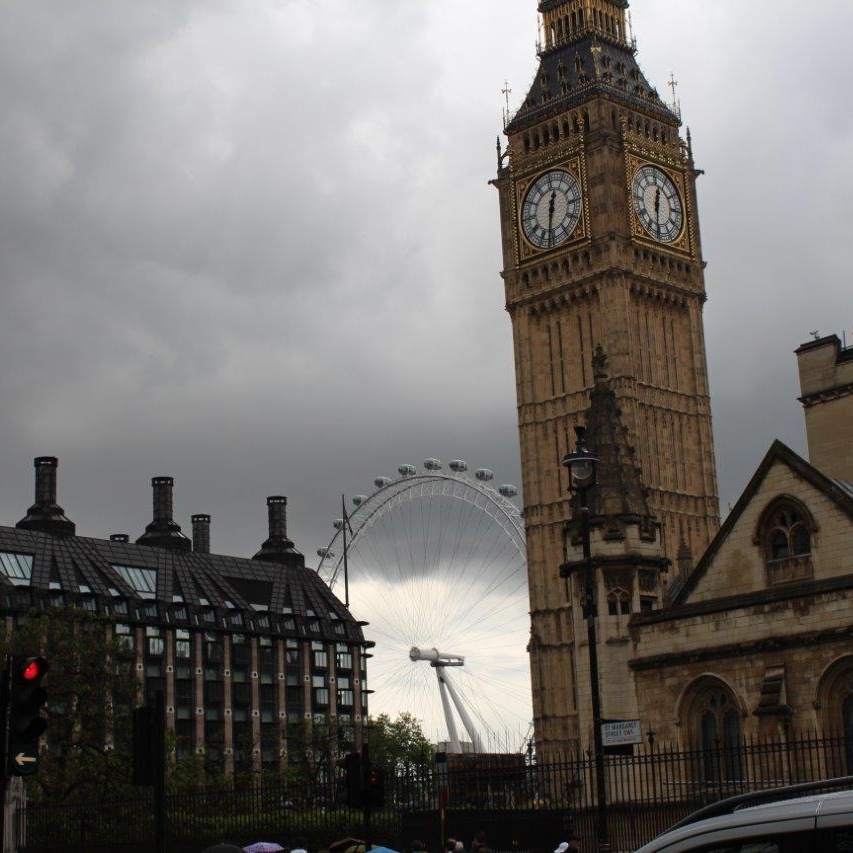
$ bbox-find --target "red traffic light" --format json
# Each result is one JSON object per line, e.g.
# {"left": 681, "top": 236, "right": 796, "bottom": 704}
{"left": 21, "top": 658, "right": 48, "bottom": 682}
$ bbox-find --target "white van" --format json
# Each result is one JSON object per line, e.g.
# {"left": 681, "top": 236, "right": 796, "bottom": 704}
{"left": 634, "top": 780, "right": 853, "bottom": 852}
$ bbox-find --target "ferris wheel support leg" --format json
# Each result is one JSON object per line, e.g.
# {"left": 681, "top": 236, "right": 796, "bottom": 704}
{"left": 441, "top": 667, "right": 484, "bottom": 754}
{"left": 436, "top": 667, "right": 462, "bottom": 753}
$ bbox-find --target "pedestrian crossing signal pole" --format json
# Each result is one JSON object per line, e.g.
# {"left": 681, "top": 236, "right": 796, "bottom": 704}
{"left": 0, "top": 654, "right": 50, "bottom": 849}
{"left": 362, "top": 741, "right": 373, "bottom": 850}
{"left": 0, "top": 655, "right": 11, "bottom": 851}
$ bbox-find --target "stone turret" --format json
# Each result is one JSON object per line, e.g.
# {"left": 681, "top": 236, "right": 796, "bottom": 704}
{"left": 561, "top": 347, "right": 668, "bottom": 742}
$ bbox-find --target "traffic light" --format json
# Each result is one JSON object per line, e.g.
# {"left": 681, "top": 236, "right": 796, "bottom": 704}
{"left": 339, "top": 751, "right": 363, "bottom": 807}
{"left": 364, "top": 768, "right": 385, "bottom": 808}
{"left": 8, "top": 655, "right": 49, "bottom": 776}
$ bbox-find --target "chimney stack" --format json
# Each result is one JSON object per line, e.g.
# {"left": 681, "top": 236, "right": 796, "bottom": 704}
{"left": 136, "top": 476, "right": 192, "bottom": 551}
{"left": 268, "top": 496, "right": 287, "bottom": 540}
{"left": 192, "top": 514, "right": 211, "bottom": 554}
{"left": 16, "top": 456, "right": 75, "bottom": 536}
{"left": 253, "top": 496, "right": 302, "bottom": 566}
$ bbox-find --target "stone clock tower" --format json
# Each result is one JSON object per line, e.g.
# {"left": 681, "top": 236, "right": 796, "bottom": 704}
{"left": 493, "top": 0, "right": 721, "bottom": 753}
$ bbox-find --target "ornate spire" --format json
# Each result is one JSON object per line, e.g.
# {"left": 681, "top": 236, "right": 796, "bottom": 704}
{"left": 578, "top": 345, "right": 654, "bottom": 526}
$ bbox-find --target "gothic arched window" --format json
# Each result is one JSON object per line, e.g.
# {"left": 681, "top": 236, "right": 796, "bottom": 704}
{"left": 607, "top": 586, "right": 630, "bottom": 616}
{"left": 685, "top": 680, "right": 743, "bottom": 783}
{"left": 757, "top": 498, "right": 815, "bottom": 586}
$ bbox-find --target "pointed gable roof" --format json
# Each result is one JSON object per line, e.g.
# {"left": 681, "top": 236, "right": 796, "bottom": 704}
{"left": 669, "top": 440, "right": 853, "bottom": 606}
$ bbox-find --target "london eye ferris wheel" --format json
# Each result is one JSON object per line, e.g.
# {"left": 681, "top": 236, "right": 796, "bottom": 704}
{"left": 316, "top": 458, "right": 532, "bottom": 752}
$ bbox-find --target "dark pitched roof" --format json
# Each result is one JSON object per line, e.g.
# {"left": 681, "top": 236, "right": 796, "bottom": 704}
{"left": 506, "top": 35, "right": 677, "bottom": 134}
{"left": 0, "top": 525, "right": 364, "bottom": 643}
{"left": 668, "top": 440, "right": 853, "bottom": 606}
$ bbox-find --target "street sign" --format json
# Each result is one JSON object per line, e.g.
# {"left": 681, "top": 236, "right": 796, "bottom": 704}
{"left": 9, "top": 744, "right": 39, "bottom": 776}
{"left": 601, "top": 719, "right": 642, "bottom": 747}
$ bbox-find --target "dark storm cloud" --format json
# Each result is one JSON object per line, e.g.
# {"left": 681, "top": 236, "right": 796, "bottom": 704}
{"left": 0, "top": 0, "right": 525, "bottom": 564}
{"left": 0, "top": 0, "right": 850, "bottom": 566}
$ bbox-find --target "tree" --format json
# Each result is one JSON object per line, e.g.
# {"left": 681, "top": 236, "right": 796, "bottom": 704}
{"left": 0, "top": 608, "right": 137, "bottom": 802}
{"left": 365, "top": 712, "right": 433, "bottom": 777}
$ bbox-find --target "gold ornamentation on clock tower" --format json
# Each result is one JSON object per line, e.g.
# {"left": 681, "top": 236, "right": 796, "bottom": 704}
{"left": 493, "top": 0, "right": 721, "bottom": 754}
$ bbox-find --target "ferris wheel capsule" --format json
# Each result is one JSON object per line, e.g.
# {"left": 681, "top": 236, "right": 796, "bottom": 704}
{"left": 352, "top": 495, "right": 367, "bottom": 506}
{"left": 449, "top": 460, "right": 468, "bottom": 472}
{"left": 333, "top": 519, "right": 344, "bottom": 530}
{"left": 475, "top": 468, "right": 494, "bottom": 482}
{"left": 423, "top": 458, "right": 442, "bottom": 471}
{"left": 398, "top": 465, "right": 417, "bottom": 477}
{"left": 317, "top": 547, "right": 335, "bottom": 558}
{"left": 374, "top": 476, "right": 392, "bottom": 488}
{"left": 499, "top": 484, "right": 518, "bottom": 498}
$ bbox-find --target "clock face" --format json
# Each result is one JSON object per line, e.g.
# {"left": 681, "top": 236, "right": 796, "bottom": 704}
{"left": 521, "top": 170, "right": 582, "bottom": 249}
{"left": 632, "top": 165, "right": 684, "bottom": 243}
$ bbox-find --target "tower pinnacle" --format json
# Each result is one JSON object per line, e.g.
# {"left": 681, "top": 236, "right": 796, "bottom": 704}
{"left": 538, "top": 0, "right": 631, "bottom": 53}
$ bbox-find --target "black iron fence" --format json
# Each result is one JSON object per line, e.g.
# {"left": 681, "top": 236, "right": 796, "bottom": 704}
{"left": 21, "top": 732, "right": 853, "bottom": 853}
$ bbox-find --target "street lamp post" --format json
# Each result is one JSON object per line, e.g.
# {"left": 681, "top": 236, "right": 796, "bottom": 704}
{"left": 562, "top": 425, "right": 609, "bottom": 851}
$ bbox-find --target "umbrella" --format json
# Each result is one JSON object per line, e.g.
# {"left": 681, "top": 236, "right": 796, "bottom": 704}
{"left": 330, "top": 838, "right": 366, "bottom": 853}
{"left": 244, "top": 844, "right": 285, "bottom": 853}
{"left": 370, "top": 847, "right": 400, "bottom": 853}
{"left": 203, "top": 846, "right": 244, "bottom": 853}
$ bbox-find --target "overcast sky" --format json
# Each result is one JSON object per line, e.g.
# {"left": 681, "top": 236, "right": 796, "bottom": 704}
{"left": 1, "top": 0, "right": 851, "bottom": 729}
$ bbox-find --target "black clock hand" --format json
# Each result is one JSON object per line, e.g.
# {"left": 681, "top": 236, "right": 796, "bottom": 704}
{"left": 654, "top": 188, "right": 662, "bottom": 237}
{"left": 548, "top": 191, "right": 556, "bottom": 246}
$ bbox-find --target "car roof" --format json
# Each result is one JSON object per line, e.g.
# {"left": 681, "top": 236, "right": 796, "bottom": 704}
{"left": 635, "top": 788, "right": 853, "bottom": 852}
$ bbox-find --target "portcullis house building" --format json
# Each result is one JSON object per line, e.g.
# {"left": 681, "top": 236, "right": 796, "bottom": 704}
{"left": 1, "top": 456, "right": 368, "bottom": 775}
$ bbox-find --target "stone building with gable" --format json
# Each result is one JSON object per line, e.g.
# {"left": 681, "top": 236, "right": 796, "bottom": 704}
{"left": 563, "top": 333, "right": 853, "bottom": 768}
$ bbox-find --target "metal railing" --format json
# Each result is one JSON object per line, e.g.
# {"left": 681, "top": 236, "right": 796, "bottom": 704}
{"left": 20, "top": 732, "right": 853, "bottom": 852}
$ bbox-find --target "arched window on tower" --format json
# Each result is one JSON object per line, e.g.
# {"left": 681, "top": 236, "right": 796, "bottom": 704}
{"left": 606, "top": 585, "right": 630, "bottom": 616}
{"left": 684, "top": 678, "right": 744, "bottom": 784}
{"left": 757, "top": 497, "right": 815, "bottom": 586}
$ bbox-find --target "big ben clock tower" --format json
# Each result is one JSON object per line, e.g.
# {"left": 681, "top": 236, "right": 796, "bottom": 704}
{"left": 494, "top": 0, "right": 721, "bottom": 754}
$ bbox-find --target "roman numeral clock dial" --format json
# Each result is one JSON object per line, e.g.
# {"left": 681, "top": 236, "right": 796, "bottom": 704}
{"left": 521, "top": 169, "right": 582, "bottom": 250}
{"left": 632, "top": 164, "right": 684, "bottom": 244}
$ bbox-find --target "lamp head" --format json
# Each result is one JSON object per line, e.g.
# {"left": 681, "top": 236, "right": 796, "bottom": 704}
{"left": 562, "top": 425, "right": 599, "bottom": 492}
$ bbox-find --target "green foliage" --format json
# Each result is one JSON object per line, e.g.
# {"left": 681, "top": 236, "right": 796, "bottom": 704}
{"left": 1, "top": 607, "right": 433, "bottom": 808}
{"left": 0, "top": 608, "right": 137, "bottom": 802}
{"left": 365, "top": 712, "right": 433, "bottom": 776}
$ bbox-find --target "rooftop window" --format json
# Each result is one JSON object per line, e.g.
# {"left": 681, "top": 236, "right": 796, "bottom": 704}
{"left": 112, "top": 565, "right": 157, "bottom": 599}
{"left": 0, "top": 553, "right": 33, "bottom": 587}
